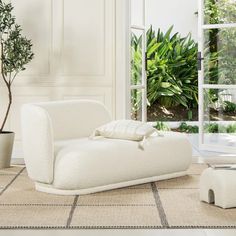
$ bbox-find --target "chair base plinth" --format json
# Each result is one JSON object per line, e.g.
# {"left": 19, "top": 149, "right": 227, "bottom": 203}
{"left": 35, "top": 170, "right": 187, "bottom": 195}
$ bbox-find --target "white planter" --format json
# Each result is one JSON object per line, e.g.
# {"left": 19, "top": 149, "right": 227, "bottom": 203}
{"left": 0, "top": 132, "right": 15, "bottom": 169}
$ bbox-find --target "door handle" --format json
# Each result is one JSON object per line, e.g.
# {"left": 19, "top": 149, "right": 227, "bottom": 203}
{"left": 197, "top": 52, "right": 204, "bottom": 71}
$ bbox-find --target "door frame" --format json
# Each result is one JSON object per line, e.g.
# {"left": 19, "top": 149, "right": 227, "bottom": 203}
{"left": 198, "top": 0, "right": 236, "bottom": 153}
{"left": 115, "top": 0, "right": 147, "bottom": 121}
{"left": 129, "top": 0, "right": 147, "bottom": 122}
{"left": 117, "top": 0, "right": 236, "bottom": 154}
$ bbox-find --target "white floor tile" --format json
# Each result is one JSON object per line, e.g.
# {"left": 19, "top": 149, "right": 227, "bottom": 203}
{"left": 187, "top": 134, "right": 236, "bottom": 160}
{"left": 192, "top": 148, "right": 201, "bottom": 157}
{"left": 204, "top": 229, "right": 236, "bottom": 236}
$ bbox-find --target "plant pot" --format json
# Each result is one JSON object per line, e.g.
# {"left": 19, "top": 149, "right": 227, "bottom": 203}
{"left": 0, "top": 132, "right": 14, "bottom": 169}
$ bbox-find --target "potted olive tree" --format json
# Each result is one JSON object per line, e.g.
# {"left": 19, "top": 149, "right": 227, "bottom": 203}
{"left": 0, "top": 0, "right": 34, "bottom": 169}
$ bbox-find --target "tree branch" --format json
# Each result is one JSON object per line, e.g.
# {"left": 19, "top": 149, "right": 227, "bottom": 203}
{"left": 0, "top": 41, "right": 9, "bottom": 87}
{"left": 0, "top": 40, "right": 11, "bottom": 132}
{"left": 0, "top": 2, "right": 34, "bottom": 132}
{"left": 0, "top": 83, "right": 12, "bottom": 132}
{"left": 9, "top": 71, "right": 18, "bottom": 85}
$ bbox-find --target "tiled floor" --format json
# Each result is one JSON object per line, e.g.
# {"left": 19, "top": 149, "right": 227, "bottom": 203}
{"left": 187, "top": 134, "right": 236, "bottom": 163}
{"left": 1, "top": 229, "right": 236, "bottom": 236}
{"left": 4, "top": 134, "right": 236, "bottom": 235}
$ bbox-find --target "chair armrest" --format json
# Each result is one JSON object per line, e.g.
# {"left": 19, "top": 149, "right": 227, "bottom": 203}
{"left": 21, "top": 104, "right": 54, "bottom": 184}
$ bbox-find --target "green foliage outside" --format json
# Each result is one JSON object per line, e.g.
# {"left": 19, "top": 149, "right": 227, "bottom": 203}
{"left": 178, "top": 122, "right": 199, "bottom": 133}
{"left": 204, "top": 122, "right": 236, "bottom": 133}
{"left": 131, "top": 0, "right": 236, "bottom": 121}
{"left": 204, "top": 0, "right": 236, "bottom": 84}
{"left": 204, "top": 0, "right": 236, "bottom": 110}
{"left": 131, "top": 26, "right": 198, "bottom": 111}
{"left": 223, "top": 101, "right": 236, "bottom": 113}
{"left": 155, "top": 121, "right": 236, "bottom": 134}
{"left": 155, "top": 121, "right": 170, "bottom": 131}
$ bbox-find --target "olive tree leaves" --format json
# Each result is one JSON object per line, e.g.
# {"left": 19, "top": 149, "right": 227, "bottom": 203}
{"left": 0, "top": 0, "right": 34, "bottom": 132}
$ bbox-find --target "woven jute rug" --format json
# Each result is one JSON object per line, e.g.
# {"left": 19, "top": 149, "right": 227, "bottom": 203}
{"left": 0, "top": 164, "right": 236, "bottom": 229}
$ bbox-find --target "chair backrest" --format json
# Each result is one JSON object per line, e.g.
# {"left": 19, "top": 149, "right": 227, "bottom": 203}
{"left": 21, "top": 100, "right": 112, "bottom": 184}
{"left": 36, "top": 100, "right": 112, "bottom": 140}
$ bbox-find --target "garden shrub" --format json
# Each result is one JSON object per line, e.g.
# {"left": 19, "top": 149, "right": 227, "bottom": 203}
{"left": 204, "top": 0, "right": 236, "bottom": 85}
{"left": 146, "top": 26, "right": 198, "bottom": 109}
{"left": 178, "top": 122, "right": 199, "bottom": 133}
{"left": 131, "top": 0, "right": 236, "bottom": 120}
{"left": 177, "top": 122, "right": 236, "bottom": 134}
{"left": 131, "top": 26, "right": 198, "bottom": 111}
{"left": 155, "top": 121, "right": 170, "bottom": 131}
{"left": 223, "top": 101, "right": 236, "bottom": 113}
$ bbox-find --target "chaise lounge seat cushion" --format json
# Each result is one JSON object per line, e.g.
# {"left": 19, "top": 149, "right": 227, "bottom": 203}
{"left": 53, "top": 132, "right": 191, "bottom": 191}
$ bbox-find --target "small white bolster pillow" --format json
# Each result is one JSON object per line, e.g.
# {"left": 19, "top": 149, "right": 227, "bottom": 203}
{"left": 90, "top": 120, "right": 161, "bottom": 149}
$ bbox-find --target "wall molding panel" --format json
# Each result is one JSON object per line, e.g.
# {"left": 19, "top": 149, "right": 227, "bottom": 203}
{"left": 12, "top": 0, "right": 53, "bottom": 78}
{"left": 0, "top": 0, "right": 116, "bottom": 161}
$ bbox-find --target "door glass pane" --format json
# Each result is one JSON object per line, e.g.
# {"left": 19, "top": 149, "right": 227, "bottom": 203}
{"left": 203, "top": 88, "right": 236, "bottom": 147}
{"left": 204, "top": 0, "right": 236, "bottom": 24}
{"left": 131, "top": 29, "right": 144, "bottom": 85}
{"left": 131, "top": 89, "right": 142, "bottom": 121}
{"left": 131, "top": 0, "right": 144, "bottom": 26}
{"left": 204, "top": 27, "right": 236, "bottom": 85}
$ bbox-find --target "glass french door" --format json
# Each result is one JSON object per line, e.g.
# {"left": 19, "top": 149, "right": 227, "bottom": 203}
{"left": 128, "top": 0, "right": 147, "bottom": 121}
{"left": 198, "top": 0, "right": 236, "bottom": 153}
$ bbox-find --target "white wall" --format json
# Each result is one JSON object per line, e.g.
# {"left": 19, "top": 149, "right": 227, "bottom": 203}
{"left": 0, "top": 0, "right": 116, "bottom": 161}
{"left": 146, "top": 0, "right": 198, "bottom": 41}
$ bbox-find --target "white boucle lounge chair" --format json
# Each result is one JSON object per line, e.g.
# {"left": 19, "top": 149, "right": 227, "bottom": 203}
{"left": 21, "top": 100, "right": 192, "bottom": 195}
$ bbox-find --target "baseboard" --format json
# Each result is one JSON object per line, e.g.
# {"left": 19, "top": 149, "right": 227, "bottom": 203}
{"left": 11, "top": 158, "right": 25, "bottom": 165}
{"left": 193, "top": 156, "right": 236, "bottom": 164}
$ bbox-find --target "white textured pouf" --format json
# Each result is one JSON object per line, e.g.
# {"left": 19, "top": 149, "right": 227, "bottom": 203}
{"left": 200, "top": 167, "right": 236, "bottom": 209}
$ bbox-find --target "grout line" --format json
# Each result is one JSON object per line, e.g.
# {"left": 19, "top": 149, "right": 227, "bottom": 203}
{"left": 0, "top": 203, "right": 156, "bottom": 207}
{"left": 151, "top": 183, "right": 169, "bottom": 228}
{"left": 0, "top": 204, "right": 73, "bottom": 207}
{"left": 0, "top": 167, "right": 25, "bottom": 197}
{"left": 125, "top": 187, "right": 151, "bottom": 189}
{"left": 66, "top": 195, "right": 79, "bottom": 227}
{"left": 0, "top": 174, "right": 18, "bottom": 176}
{"left": 74, "top": 204, "right": 155, "bottom": 207}
{"left": 158, "top": 188, "right": 199, "bottom": 190}
{"left": 0, "top": 225, "right": 235, "bottom": 229}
